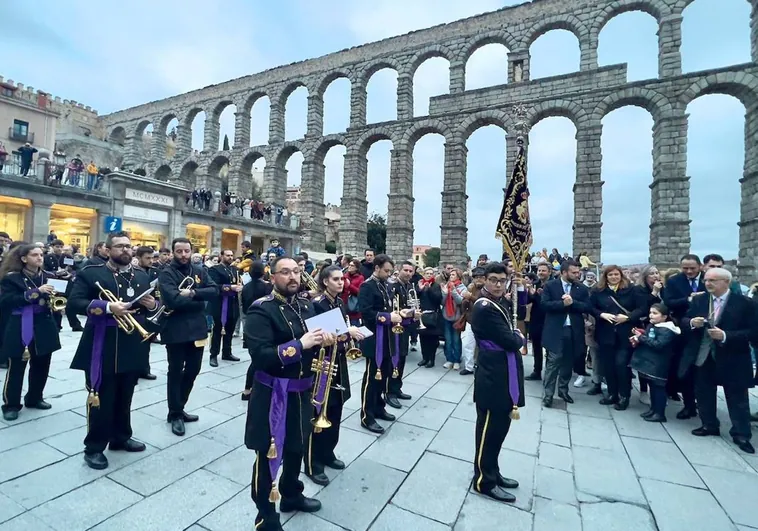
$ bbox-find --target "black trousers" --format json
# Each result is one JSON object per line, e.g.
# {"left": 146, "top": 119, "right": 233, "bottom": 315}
{"left": 360, "top": 355, "right": 392, "bottom": 426}
{"left": 695, "top": 357, "right": 752, "bottom": 439}
{"left": 166, "top": 342, "right": 203, "bottom": 420}
{"left": 210, "top": 314, "right": 237, "bottom": 358}
{"left": 251, "top": 449, "right": 305, "bottom": 528}
{"left": 419, "top": 334, "right": 439, "bottom": 364}
{"left": 650, "top": 382, "right": 667, "bottom": 416}
{"left": 65, "top": 305, "right": 81, "bottom": 329}
{"left": 530, "top": 331, "right": 543, "bottom": 374}
{"left": 473, "top": 405, "right": 511, "bottom": 493}
{"left": 387, "top": 355, "right": 407, "bottom": 396}
{"left": 304, "top": 394, "right": 344, "bottom": 475}
{"left": 600, "top": 341, "right": 632, "bottom": 399}
{"left": 2, "top": 352, "right": 52, "bottom": 413}
{"left": 84, "top": 371, "right": 138, "bottom": 453}
{"left": 669, "top": 348, "right": 696, "bottom": 409}
{"left": 543, "top": 328, "right": 574, "bottom": 397}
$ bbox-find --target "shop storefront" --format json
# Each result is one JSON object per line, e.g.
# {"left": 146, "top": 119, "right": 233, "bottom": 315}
{"left": 221, "top": 229, "right": 242, "bottom": 253}
{"left": 122, "top": 188, "right": 173, "bottom": 250}
{"left": 49, "top": 204, "right": 96, "bottom": 252}
{"left": 186, "top": 224, "right": 211, "bottom": 254}
{"left": 0, "top": 196, "right": 31, "bottom": 241}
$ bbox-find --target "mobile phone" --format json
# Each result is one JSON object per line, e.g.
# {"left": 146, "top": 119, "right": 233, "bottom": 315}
{"left": 703, "top": 320, "right": 714, "bottom": 329}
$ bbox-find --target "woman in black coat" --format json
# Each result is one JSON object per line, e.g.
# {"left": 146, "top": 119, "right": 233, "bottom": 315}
{"left": 632, "top": 265, "right": 665, "bottom": 401}
{"left": 416, "top": 267, "right": 443, "bottom": 368}
{"left": 591, "top": 265, "right": 646, "bottom": 410}
{"left": 0, "top": 243, "right": 62, "bottom": 421}
{"left": 240, "top": 261, "right": 272, "bottom": 400}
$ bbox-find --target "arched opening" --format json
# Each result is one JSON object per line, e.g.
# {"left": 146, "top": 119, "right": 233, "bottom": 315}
{"left": 530, "top": 30, "right": 580, "bottom": 79}
{"left": 154, "top": 164, "right": 172, "bottom": 181}
{"left": 465, "top": 43, "right": 509, "bottom": 90}
{"left": 600, "top": 106, "right": 654, "bottom": 264}
{"left": 598, "top": 11, "right": 659, "bottom": 81}
{"left": 217, "top": 103, "right": 236, "bottom": 151}
{"left": 208, "top": 155, "right": 231, "bottom": 193}
{"left": 465, "top": 124, "right": 507, "bottom": 259}
{"left": 189, "top": 110, "right": 206, "bottom": 153}
{"left": 323, "top": 77, "right": 351, "bottom": 134}
{"left": 413, "top": 57, "right": 450, "bottom": 117}
{"left": 682, "top": 0, "right": 751, "bottom": 73}
{"left": 108, "top": 127, "right": 126, "bottom": 146}
{"left": 135, "top": 121, "right": 154, "bottom": 164}
{"left": 366, "top": 140, "right": 393, "bottom": 218}
{"left": 240, "top": 152, "right": 266, "bottom": 201}
{"left": 528, "top": 117, "right": 577, "bottom": 255}
{"left": 285, "top": 151, "right": 304, "bottom": 205}
{"left": 687, "top": 93, "right": 744, "bottom": 259}
{"left": 180, "top": 161, "right": 199, "bottom": 189}
{"left": 320, "top": 144, "right": 347, "bottom": 251}
{"left": 162, "top": 117, "right": 179, "bottom": 159}
{"left": 366, "top": 68, "right": 398, "bottom": 124}
{"left": 248, "top": 95, "right": 271, "bottom": 146}
{"left": 285, "top": 85, "right": 308, "bottom": 141}
{"left": 412, "top": 133, "right": 445, "bottom": 248}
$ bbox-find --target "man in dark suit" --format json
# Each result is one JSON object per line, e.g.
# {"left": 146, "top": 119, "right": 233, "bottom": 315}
{"left": 540, "top": 260, "right": 590, "bottom": 407}
{"left": 680, "top": 267, "right": 757, "bottom": 454}
{"left": 663, "top": 253, "right": 704, "bottom": 419}
{"left": 525, "top": 263, "right": 551, "bottom": 381}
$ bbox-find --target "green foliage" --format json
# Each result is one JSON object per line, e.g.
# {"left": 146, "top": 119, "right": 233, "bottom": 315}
{"left": 367, "top": 213, "right": 386, "bottom": 254}
{"left": 250, "top": 179, "right": 263, "bottom": 201}
{"left": 424, "top": 247, "right": 441, "bottom": 268}
{"left": 325, "top": 240, "right": 337, "bottom": 254}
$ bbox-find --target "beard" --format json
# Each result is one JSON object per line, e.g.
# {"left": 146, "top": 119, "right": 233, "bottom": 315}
{"left": 112, "top": 252, "right": 132, "bottom": 266}
{"left": 175, "top": 254, "right": 190, "bottom": 265}
{"left": 277, "top": 279, "right": 299, "bottom": 296}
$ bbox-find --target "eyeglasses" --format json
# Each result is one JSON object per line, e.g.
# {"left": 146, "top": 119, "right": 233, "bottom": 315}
{"left": 110, "top": 244, "right": 130, "bottom": 250}
{"left": 487, "top": 277, "right": 507, "bottom": 285}
{"left": 275, "top": 268, "right": 300, "bottom": 277}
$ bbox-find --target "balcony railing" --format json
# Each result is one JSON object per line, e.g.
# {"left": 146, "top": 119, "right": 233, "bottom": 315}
{"left": 185, "top": 200, "right": 300, "bottom": 230}
{"left": 0, "top": 156, "right": 109, "bottom": 194}
{"left": 7, "top": 127, "right": 34, "bottom": 143}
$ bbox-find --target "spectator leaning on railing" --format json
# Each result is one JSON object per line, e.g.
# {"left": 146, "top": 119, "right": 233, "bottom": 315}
{"left": 86, "top": 161, "right": 99, "bottom": 190}
{"left": 18, "top": 142, "right": 37, "bottom": 176}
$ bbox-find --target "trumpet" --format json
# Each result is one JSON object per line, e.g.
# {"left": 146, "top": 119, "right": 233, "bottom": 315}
{"left": 95, "top": 281, "right": 155, "bottom": 342}
{"left": 49, "top": 294, "right": 67, "bottom": 312}
{"left": 301, "top": 270, "right": 319, "bottom": 293}
{"left": 311, "top": 342, "right": 342, "bottom": 433}
{"left": 344, "top": 315, "right": 362, "bottom": 361}
{"left": 151, "top": 275, "right": 194, "bottom": 323}
{"left": 408, "top": 286, "right": 424, "bottom": 330}
{"left": 392, "top": 295, "right": 405, "bottom": 335}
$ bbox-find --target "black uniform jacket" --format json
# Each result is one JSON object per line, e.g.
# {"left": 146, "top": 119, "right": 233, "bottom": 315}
{"left": 0, "top": 271, "right": 61, "bottom": 359}
{"left": 528, "top": 279, "right": 549, "bottom": 336}
{"left": 207, "top": 264, "right": 241, "bottom": 321}
{"left": 590, "top": 285, "right": 646, "bottom": 347}
{"left": 389, "top": 279, "right": 416, "bottom": 357}
{"left": 312, "top": 292, "right": 351, "bottom": 403}
{"left": 357, "top": 276, "right": 393, "bottom": 360}
{"left": 470, "top": 294, "right": 526, "bottom": 412}
{"left": 159, "top": 260, "right": 218, "bottom": 344}
{"left": 664, "top": 272, "right": 705, "bottom": 322}
{"left": 241, "top": 278, "right": 272, "bottom": 314}
{"left": 541, "top": 279, "right": 591, "bottom": 356}
{"left": 43, "top": 252, "right": 71, "bottom": 274}
{"left": 418, "top": 282, "right": 443, "bottom": 336}
{"left": 244, "top": 290, "right": 318, "bottom": 453}
{"left": 69, "top": 263, "right": 158, "bottom": 375}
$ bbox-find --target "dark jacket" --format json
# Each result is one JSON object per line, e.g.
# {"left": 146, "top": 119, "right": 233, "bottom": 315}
{"left": 417, "top": 281, "right": 443, "bottom": 336}
{"left": 664, "top": 272, "right": 705, "bottom": 322}
{"left": 312, "top": 293, "right": 351, "bottom": 402}
{"left": 634, "top": 284, "right": 664, "bottom": 325}
{"left": 540, "top": 278, "right": 591, "bottom": 355}
{"left": 357, "top": 276, "right": 392, "bottom": 359}
{"left": 18, "top": 145, "right": 37, "bottom": 164}
{"left": 359, "top": 259, "right": 374, "bottom": 281}
{"left": 528, "top": 278, "right": 549, "bottom": 336}
{"left": 590, "top": 284, "right": 645, "bottom": 347}
{"left": 241, "top": 278, "right": 272, "bottom": 314}
{"left": 207, "top": 264, "right": 241, "bottom": 321}
{"left": 630, "top": 322, "right": 680, "bottom": 382}
{"left": 159, "top": 260, "right": 218, "bottom": 344}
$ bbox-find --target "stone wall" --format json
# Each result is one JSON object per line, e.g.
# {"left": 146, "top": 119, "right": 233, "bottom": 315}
{"left": 98, "top": 0, "right": 758, "bottom": 279}
{"left": 55, "top": 133, "right": 124, "bottom": 170}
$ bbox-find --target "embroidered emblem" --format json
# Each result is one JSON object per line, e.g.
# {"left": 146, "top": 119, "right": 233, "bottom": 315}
{"left": 30, "top": 292, "right": 39, "bottom": 299}
{"left": 223, "top": 286, "right": 230, "bottom": 291}
{"left": 282, "top": 346, "right": 297, "bottom": 357}
{"left": 92, "top": 307, "right": 104, "bottom": 316}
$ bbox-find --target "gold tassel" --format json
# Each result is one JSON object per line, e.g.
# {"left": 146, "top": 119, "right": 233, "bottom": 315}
{"left": 510, "top": 406, "right": 520, "bottom": 420}
{"left": 392, "top": 368, "right": 399, "bottom": 379}
{"left": 266, "top": 437, "right": 277, "bottom": 459}
{"left": 22, "top": 347, "right": 30, "bottom": 361}
{"left": 86, "top": 391, "right": 95, "bottom": 406}
{"left": 375, "top": 368, "right": 382, "bottom": 381}
{"left": 221, "top": 327, "right": 226, "bottom": 336}
{"left": 314, "top": 426, "right": 322, "bottom": 434}
{"left": 92, "top": 393, "right": 100, "bottom": 408}
{"left": 269, "top": 483, "right": 281, "bottom": 503}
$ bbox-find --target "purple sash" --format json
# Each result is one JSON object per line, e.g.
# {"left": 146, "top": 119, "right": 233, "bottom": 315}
{"left": 254, "top": 372, "right": 313, "bottom": 484}
{"left": 87, "top": 314, "right": 119, "bottom": 395}
{"left": 220, "top": 288, "right": 235, "bottom": 326}
{"left": 375, "top": 322, "right": 388, "bottom": 368}
{"left": 477, "top": 340, "right": 521, "bottom": 407}
{"left": 11, "top": 305, "right": 47, "bottom": 349}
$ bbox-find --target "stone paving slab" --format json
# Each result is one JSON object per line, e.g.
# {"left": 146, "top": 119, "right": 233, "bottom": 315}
{"left": 1, "top": 331, "right": 756, "bottom": 530}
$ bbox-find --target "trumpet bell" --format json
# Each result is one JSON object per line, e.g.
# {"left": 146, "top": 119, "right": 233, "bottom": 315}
{"left": 345, "top": 347, "right": 362, "bottom": 361}
{"left": 49, "top": 296, "right": 67, "bottom": 312}
{"left": 312, "top": 416, "right": 332, "bottom": 431}
{"left": 392, "top": 324, "right": 404, "bottom": 335}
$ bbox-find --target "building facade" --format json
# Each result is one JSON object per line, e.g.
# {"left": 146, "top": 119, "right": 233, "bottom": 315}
{"left": 413, "top": 244, "right": 432, "bottom": 268}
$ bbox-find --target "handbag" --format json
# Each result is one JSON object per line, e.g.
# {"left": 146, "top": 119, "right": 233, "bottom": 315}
{"left": 347, "top": 295, "right": 359, "bottom": 313}
{"left": 420, "top": 310, "right": 439, "bottom": 331}
{"left": 453, "top": 314, "right": 467, "bottom": 332}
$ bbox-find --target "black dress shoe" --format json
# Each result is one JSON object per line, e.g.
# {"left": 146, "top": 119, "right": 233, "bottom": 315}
{"left": 24, "top": 399, "right": 52, "bottom": 410}
{"left": 325, "top": 458, "right": 345, "bottom": 470}
{"left": 425, "top": 361, "right": 435, "bottom": 368}
{"left": 691, "top": 426, "right": 720, "bottom": 437}
{"left": 110, "top": 438, "right": 147, "bottom": 452}
{"left": 751, "top": 412, "right": 758, "bottom": 423}
{"left": 375, "top": 410, "right": 395, "bottom": 422}
{"left": 542, "top": 396, "right": 553, "bottom": 408}
{"left": 497, "top": 475, "right": 519, "bottom": 489}
{"left": 280, "top": 495, "right": 322, "bottom": 513}
{"left": 599, "top": 396, "right": 619, "bottom": 406}
{"left": 222, "top": 354, "right": 240, "bottom": 362}
{"left": 417, "top": 359, "right": 428, "bottom": 367}
{"left": 171, "top": 417, "right": 186, "bottom": 436}
{"left": 640, "top": 409, "right": 655, "bottom": 419}
{"left": 614, "top": 397, "right": 630, "bottom": 411}
{"left": 361, "top": 421, "right": 385, "bottom": 434}
{"left": 182, "top": 411, "right": 199, "bottom": 422}
{"left": 644, "top": 413, "right": 667, "bottom": 423}
{"left": 558, "top": 392, "right": 574, "bottom": 404}
{"left": 2, "top": 410, "right": 19, "bottom": 421}
{"left": 586, "top": 384, "right": 602, "bottom": 396}
{"left": 0, "top": 360, "right": 8, "bottom": 369}
{"left": 385, "top": 395, "right": 401, "bottom": 409}
{"left": 676, "top": 407, "right": 698, "bottom": 420}
{"left": 209, "top": 356, "right": 219, "bottom": 367}
{"left": 524, "top": 372, "right": 541, "bottom": 381}
{"left": 459, "top": 369, "right": 473, "bottom": 376}
{"left": 84, "top": 452, "right": 109, "bottom": 470}
{"left": 397, "top": 392, "right": 412, "bottom": 400}
{"left": 733, "top": 438, "right": 755, "bottom": 454}
{"left": 139, "top": 373, "right": 157, "bottom": 380}
{"left": 307, "top": 472, "right": 330, "bottom": 486}
{"left": 241, "top": 392, "right": 251, "bottom": 401}
{"left": 478, "top": 486, "right": 516, "bottom": 503}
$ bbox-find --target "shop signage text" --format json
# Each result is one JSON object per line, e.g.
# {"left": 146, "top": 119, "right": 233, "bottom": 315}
{"left": 123, "top": 204, "right": 169, "bottom": 224}
{"left": 125, "top": 188, "right": 175, "bottom": 208}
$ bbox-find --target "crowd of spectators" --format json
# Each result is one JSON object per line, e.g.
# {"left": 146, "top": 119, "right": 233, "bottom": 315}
{"left": 185, "top": 188, "right": 290, "bottom": 226}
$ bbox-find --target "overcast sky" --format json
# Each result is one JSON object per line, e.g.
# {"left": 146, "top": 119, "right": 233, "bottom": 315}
{"left": 0, "top": 0, "right": 750, "bottom": 264}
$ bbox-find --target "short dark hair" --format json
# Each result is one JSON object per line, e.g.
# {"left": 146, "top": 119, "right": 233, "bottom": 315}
{"left": 484, "top": 262, "right": 507, "bottom": 276}
{"left": 171, "top": 237, "right": 192, "bottom": 251}
{"left": 537, "top": 262, "right": 551, "bottom": 271}
{"left": 343, "top": 254, "right": 353, "bottom": 262}
{"left": 105, "top": 231, "right": 129, "bottom": 248}
{"left": 270, "top": 255, "right": 296, "bottom": 273}
{"left": 317, "top": 264, "right": 342, "bottom": 291}
{"left": 242, "top": 241, "right": 251, "bottom": 249}
{"left": 51, "top": 239, "right": 64, "bottom": 246}
{"left": 0, "top": 231, "right": 9, "bottom": 239}
{"left": 300, "top": 252, "right": 309, "bottom": 260}
{"left": 159, "top": 247, "right": 170, "bottom": 254}
{"left": 250, "top": 260, "right": 265, "bottom": 279}
{"left": 680, "top": 254, "right": 701, "bottom": 265}
{"left": 94, "top": 241, "right": 105, "bottom": 251}
{"left": 373, "top": 254, "right": 394, "bottom": 270}
{"left": 650, "top": 302, "right": 670, "bottom": 318}
{"left": 560, "top": 259, "right": 580, "bottom": 273}
{"left": 472, "top": 267, "right": 486, "bottom": 277}
{"left": 401, "top": 260, "right": 415, "bottom": 269}
{"left": 136, "top": 246, "right": 153, "bottom": 258}
{"left": 365, "top": 248, "right": 375, "bottom": 254}
{"left": 703, "top": 253, "right": 724, "bottom": 264}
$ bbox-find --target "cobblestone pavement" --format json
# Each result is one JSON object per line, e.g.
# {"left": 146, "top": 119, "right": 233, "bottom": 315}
{"left": 1, "top": 330, "right": 757, "bottom": 531}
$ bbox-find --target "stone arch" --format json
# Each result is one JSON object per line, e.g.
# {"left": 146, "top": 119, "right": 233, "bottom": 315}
{"left": 679, "top": 72, "right": 758, "bottom": 110}
{"left": 361, "top": 58, "right": 404, "bottom": 86}
{"left": 274, "top": 143, "right": 304, "bottom": 168}
{"left": 316, "top": 72, "right": 351, "bottom": 99}
{"left": 527, "top": 100, "right": 588, "bottom": 129}
{"left": 456, "top": 109, "right": 510, "bottom": 144}
{"left": 108, "top": 126, "right": 126, "bottom": 146}
{"left": 208, "top": 154, "right": 231, "bottom": 175}
{"left": 154, "top": 164, "right": 172, "bottom": 181}
{"left": 179, "top": 160, "right": 199, "bottom": 187}
{"left": 279, "top": 81, "right": 308, "bottom": 107}
{"left": 135, "top": 119, "right": 152, "bottom": 137}
{"left": 239, "top": 150, "right": 267, "bottom": 175}
{"left": 241, "top": 91, "right": 269, "bottom": 115}
{"left": 158, "top": 113, "right": 178, "bottom": 133}
{"left": 460, "top": 30, "right": 518, "bottom": 63}
{"left": 523, "top": 14, "right": 588, "bottom": 49}
{"left": 407, "top": 45, "right": 454, "bottom": 78}
{"left": 313, "top": 135, "right": 348, "bottom": 165}
{"left": 591, "top": 87, "right": 672, "bottom": 123}
{"left": 400, "top": 118, "right": 453, "bottom": 151}
{"left": 183, "top": 107, "right": 206, "bottom": 127}
{"left": 354, "top": 127, "right": 397, "bottom": 157}
{"left": 591, "top": 0, "right": 668, "bottom": 37}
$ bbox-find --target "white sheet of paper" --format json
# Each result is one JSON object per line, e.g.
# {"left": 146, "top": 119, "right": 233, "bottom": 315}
{"left": 241, "top": 273, "right": 252, "bottom": 285}
{"left": 123, "top": 286, "right": 155, "bottom": 308}
{"left": 63, "top": 257, "right": 74, "bottom": 266}
{"left": 357, "top": 326, "right": 374, "bottom": 338}
{"left": 45, "top": 279, "right": 68, "bottom": 293}
{"left": 304, "top": 307, "right": 349, "bottom": 335}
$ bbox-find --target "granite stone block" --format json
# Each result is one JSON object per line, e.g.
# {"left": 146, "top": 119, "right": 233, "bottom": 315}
{"left": 622, "top": 437, "right": 704, "bottom": 488}
{"left": 370, "top": 504, "right": 451, "bottom": 531}
{"left": 399, "top": 397, "right": 456, "bottom": 431}
{"left": 696, "top": 464, "right": 758, "bottom": 527}
{"left": 641, "top": 478, "right": 735, "bottom": 531}
{"left": 580, "top": 502, "right": 656, "bottom": 531}
{"left": 533, "top": 498, "right": 581, "bottom": 531}
{"left": 454, "top": 492, "right": 532, "bottom": 531}
{"left": 0, "top": 441, "right": 67, "bottom": 483}
{"left": 363, "top": 421, "right": 436, "bottom": 471}
{"left": 573, "top": 446, "right": 645, "bottom": 505}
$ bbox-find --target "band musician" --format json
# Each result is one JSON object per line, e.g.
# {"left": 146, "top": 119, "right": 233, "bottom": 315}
{"left": 159, "top": 238, "right": 219, "bottom": 436}
{"left": 244, "top": 256, "right": 333, "bottom": 530}
{"left": 134, "top": 246, "right": 159, "bottom": 380}
{"left": 305, "top": 265, "right": 365, "bottom": 486}
{"left": 68, "top": 232, "right": 160, "bottom": 469}
{"left": 386, "top": 260, "right": 417, "bottom": 408}
{"left": 207, "top": 249, "right": 242, "bottom": 367}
